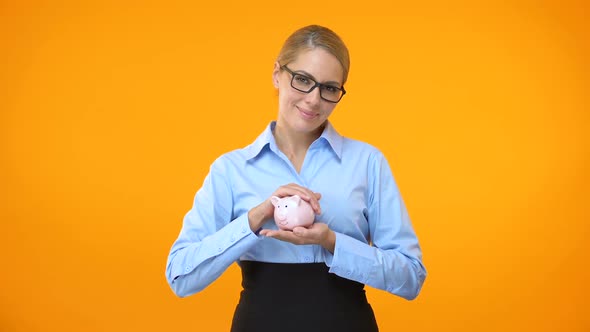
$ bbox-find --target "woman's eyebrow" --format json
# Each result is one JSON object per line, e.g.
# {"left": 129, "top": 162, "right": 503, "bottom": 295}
{"left": 293, "top": 69, "right": 342, "bottom": 86}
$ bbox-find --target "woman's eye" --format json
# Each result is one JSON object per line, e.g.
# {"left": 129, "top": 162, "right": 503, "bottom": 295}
{"left": 323, "top": 85, "right": 339, "bottom": 94}
{"left": 295, "top": 75, "right": 311, "bottom": 85}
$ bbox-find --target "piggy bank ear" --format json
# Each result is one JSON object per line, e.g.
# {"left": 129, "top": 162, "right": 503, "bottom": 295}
{"left": 291, "top": 195, "right": 302, "bottom": 205}
{"left": 270, "top": 196, "right": 280, "bottom": 207}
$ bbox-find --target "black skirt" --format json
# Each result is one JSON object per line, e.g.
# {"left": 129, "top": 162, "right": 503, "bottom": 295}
{"left": 230, "top": 261, "right": 378, "bottom": 332}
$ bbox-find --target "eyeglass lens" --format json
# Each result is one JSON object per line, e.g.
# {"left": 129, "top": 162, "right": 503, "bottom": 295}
{"left": 291, "top": 74, "right": 344, "bottom": 103}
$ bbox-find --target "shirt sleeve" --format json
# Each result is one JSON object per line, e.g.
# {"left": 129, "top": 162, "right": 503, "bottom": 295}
{"left": 324, "top": 152, "right": 427, "bottom": 300}
{"left": 165, "top": 158, "right": 260, "bottom": 298}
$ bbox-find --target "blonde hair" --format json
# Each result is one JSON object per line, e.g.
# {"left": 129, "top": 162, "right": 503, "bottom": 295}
{"left": 277, "top": 25, "right": 350, "bottom": 85}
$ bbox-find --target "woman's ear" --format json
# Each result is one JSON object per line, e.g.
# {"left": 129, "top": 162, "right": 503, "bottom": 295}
{"left": 272, "top": 62, "right": 281, "bottom": 88}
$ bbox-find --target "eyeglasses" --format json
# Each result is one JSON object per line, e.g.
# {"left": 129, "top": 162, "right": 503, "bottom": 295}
{"left": 281, "top": 65, "right": 346, "bottom": 103}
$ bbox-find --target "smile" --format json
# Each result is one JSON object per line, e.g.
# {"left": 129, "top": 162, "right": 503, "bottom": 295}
{"left": 297, "top": 106, "right": 318, "bottom": 120}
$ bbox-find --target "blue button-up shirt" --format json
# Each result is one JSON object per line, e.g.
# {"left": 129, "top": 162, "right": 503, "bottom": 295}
{"left": 166, "top": 121, "right": 426, "bottom": 300}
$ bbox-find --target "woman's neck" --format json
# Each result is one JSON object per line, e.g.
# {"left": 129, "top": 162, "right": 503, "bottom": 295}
{"left": 273, "top": 122, "right": 325, "bottom": 171}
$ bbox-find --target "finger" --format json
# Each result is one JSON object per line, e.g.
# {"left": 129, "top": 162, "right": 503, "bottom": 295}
{"left": 292, "top": 226, "right": 308, "bottom": 236}
{"left": 311, "top": 199, "right": 322, "bottom": 215}
{"left": 284, "top": 184, "right": 321, "bottom": 213}
{"left": 263, "top": 229, "right": 307, "bottom": 245}
{"left": 286, "top": 185, "right": 318, "bottom": 203}
{"left": 274, "top": 184, "right": 322, "bottom": 214}
{"left": 287, "top": 184, "right": 319, "bottom": 201}
{"left": 304, "top": 191, "right": 322, "bottom": 214}
{"left": 274, "top": 184, "right": 310, "bottom": 200}
{"left": 260, "top": 229, "right": 286, "bottom": 238}
{"left": 260, "top": 229, "right": 291, "bottom": 237}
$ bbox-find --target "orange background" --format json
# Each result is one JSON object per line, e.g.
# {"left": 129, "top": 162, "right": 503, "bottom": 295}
{"left": 1, "top": 1, "right": 588, "bottom": 331}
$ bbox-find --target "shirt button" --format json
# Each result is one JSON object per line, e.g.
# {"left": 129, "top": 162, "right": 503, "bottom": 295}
{"left": 218, "top": 247, "right": 223, "bottom": 253}
{"left": 241, "top": 228, "right": 247, "bottom": 234}
{"left": 230, "top": 236, "right": 236, "bottom": 242}
{"left": 304, "top": 256, "right": 312, "bottom": 262}
{"left": 346, "top": 270, "right": 352, "bottom": 276}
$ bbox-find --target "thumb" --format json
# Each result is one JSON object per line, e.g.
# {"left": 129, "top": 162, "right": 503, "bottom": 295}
{"left": 293, "top": 226, "right": 307, "bottom": 236}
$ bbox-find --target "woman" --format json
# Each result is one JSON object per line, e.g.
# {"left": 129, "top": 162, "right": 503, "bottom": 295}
{"left": 166, "top": 25, "right": 426, "bottom": 332}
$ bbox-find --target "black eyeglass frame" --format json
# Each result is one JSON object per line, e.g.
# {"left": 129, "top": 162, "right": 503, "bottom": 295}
{"left": 281, "top": 65, "right": 346, "bottom": 103}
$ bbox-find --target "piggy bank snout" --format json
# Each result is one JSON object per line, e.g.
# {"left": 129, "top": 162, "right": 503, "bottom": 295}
{"left": 275, "top": 207, "right": 288, "bottom": 220}
{"left": 271, "top": 195, "right": 315, "bottom": 231}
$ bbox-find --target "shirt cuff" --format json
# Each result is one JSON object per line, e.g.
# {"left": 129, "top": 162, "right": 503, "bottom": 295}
{"left": 218, "top": 213, "right": 259, "bottom": 254}
{"left": 326, "top": 232, "right": 375, "bottom": 283}
{"left": 173, "top": 213, "right": 258, "bottom": 279}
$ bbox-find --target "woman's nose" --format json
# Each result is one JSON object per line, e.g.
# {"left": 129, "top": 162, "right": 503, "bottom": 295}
{"left": 304, "top": 87, "right": 322, "bottom": 105}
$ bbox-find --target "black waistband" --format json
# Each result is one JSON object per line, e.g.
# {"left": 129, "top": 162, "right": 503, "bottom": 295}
{"left": 231, "top": 261, "right": 378, "bottom": 332}
{"left": 239, "top": 260, "right": 365, "bottom": 296}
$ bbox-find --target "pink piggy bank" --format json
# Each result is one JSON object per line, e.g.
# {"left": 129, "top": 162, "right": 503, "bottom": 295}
{"left": 270, "top": 195, "right": 315, "bottom": 231}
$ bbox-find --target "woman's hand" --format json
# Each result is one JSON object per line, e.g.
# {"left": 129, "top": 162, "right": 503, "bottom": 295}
{"left": 248, "top": 183, "right": 322, "bottom": 232}
{"left": 259, "top": 223, "right": 336, "bottom": 254}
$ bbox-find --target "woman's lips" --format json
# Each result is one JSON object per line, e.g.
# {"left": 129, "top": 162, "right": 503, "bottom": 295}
{"left": 297, "top": 106, "right": 318, "bottom": 120}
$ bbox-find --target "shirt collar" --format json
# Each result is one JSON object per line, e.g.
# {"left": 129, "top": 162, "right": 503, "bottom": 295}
{"left": 319, "top": 121, "right": 343, "bottom": 160}
{"left": 244, "top": 122, "right": 276, "bottom": 160}
{"left": 245, "top": 121, "right": 343, "bottom": 161}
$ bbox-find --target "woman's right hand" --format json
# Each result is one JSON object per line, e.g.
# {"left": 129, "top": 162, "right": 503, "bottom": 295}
{"left": 248, "top": 183, "right": 322, "bottom": 232}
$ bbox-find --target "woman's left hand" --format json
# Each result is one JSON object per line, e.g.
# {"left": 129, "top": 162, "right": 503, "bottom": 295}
{"left": 259, "top": 223, "right": 336, "bottom": 253}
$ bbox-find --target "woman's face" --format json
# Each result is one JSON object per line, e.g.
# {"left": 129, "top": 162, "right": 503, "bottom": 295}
{"left": 273, "top": 48, "right": 344, "bottom": 135}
